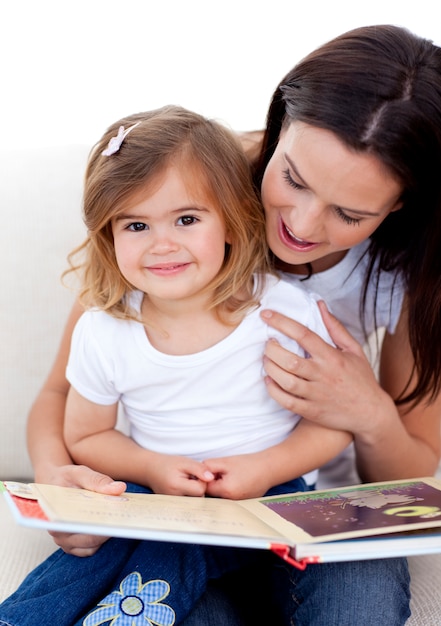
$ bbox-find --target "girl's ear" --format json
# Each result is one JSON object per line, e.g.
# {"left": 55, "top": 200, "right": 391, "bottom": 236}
{"left": 225, "top": 229, "right": 232, "bottom": 244}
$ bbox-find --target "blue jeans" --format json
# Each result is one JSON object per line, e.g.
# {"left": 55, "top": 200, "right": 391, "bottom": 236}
{"left": 0, "top": 479, "right": 410, "bottom": 626}
{"left": 183, "top": 556, "right": 410, "bottom": 626}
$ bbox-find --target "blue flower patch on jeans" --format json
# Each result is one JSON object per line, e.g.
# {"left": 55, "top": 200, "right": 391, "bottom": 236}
{"left": 83, "top": 572, "right": 175, "bottom": 626}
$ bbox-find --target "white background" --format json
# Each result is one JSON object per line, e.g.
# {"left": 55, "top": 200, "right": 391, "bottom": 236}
{"left": 1, "top": 0, "right": 440, "bottom": 148}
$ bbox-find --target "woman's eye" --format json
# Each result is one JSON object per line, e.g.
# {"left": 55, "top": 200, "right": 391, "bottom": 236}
{"left": 283, "top": 169, "right": 304, "bottom": 190}
{"left": 127, "top": 222, "right": 148, "bottom": 231}
{"left": 334, "top": 207, "right": 361, "bottom": 226}
{"left": 177, "top": 215, "right": 198, "bottom": 226}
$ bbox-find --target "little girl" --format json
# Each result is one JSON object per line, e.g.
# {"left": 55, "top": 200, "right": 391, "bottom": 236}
{"left": 0, "top": 106, "right": 350, "bottom": 626}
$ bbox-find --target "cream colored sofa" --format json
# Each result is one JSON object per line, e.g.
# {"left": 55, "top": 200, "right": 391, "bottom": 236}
{"left": 1, "top": 145, "right": 441, "bottom": 623}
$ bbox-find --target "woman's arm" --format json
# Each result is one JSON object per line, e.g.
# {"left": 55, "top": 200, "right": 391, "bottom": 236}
{"left": 355, "top": 305, "right": 441, "bottom": 481}
{"left": 26, "top": 300, "right": 82, "bottom": 479}
{"left": 260, "top": 301, "right": 441, "bottom": 483}
{"left": 27, "top": 301, "right": 124, "bottom": 492}
{"left": 26, "top": 301, "right": 127, "bottom": 556}
{"left": 27, "top": 302, "right": 124, "bottom": 495}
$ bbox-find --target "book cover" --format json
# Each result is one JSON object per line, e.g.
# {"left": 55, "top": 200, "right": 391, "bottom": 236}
{"left": 3, "top": 477, "right": 441, "bottom": 568}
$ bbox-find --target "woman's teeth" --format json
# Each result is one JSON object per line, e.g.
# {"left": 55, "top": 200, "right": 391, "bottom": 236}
{"left": 285, "top": 224, "right": 314, "bottom": 246}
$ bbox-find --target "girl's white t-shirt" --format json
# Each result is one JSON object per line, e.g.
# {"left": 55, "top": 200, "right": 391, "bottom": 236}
{"left": 67, "top": 242, "right": 405, "bottom": 488}
{"left": 66, "top": 275, "right": 333, "bottom": 485}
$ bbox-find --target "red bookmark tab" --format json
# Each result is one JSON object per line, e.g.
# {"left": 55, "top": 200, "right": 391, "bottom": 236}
{"left": 270, "top": 543, "right": 320, "bottom": 570}
{"left": 11, "top": 494, "right": 49, "bottom": 521}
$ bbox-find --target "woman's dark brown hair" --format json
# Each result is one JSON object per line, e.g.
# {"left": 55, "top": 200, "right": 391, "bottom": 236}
{"left": 255, "top": 25, "right": 441, "bottom": 405}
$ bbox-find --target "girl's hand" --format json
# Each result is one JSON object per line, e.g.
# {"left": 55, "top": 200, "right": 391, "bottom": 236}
{"left": 260, "top": 302, "right": 389, "bottom": 438}
{"left": 146, "top": 453, "right": 214, "bottom": 497}
{"left": 203, "top": 454, "right": 272, "bottom": 500}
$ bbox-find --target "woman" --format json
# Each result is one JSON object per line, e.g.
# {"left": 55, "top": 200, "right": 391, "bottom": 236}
{"left": 26, "top": 24, "right": 441, "bottom": 625}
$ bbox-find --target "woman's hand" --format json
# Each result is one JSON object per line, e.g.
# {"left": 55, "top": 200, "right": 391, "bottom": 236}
{"left": 260, "top": 301, "right": 389, "bottom": 437}
{"left": 39, "top": 464, "right": 126, "bottom": 557}
{"left": 37, "top": 463, "right": 127, "bottom": 494}
{"left": 261, "top": 301, "right": 441, "bottom": 481}
{"left": 49, "top": 529, "right": 111, "bottom": 557}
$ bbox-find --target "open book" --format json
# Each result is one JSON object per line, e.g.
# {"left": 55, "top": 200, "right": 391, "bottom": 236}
{"left": 3, "top": 477, "right": 441, "bottom": 569}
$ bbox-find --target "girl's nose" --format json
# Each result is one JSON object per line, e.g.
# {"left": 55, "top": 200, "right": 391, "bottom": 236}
{"left": 148, "top": 229, "right": 179, "bottom": 254}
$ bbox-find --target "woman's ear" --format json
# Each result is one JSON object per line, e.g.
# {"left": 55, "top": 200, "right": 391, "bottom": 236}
{"left": 390, "top": 199, "right": 403, "bottom": 213}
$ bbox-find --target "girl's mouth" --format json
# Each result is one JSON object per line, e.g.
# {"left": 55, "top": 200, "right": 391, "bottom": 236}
{"left": 147, "top": 262, "right": 190, "bottom": 275}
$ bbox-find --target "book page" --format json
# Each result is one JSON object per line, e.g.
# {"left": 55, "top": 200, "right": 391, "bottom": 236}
{"left": 31, "top": 484, "right": 283, "bottom": 542}
{"left": 240, "top": 477, "right": 441, "bottom": 544}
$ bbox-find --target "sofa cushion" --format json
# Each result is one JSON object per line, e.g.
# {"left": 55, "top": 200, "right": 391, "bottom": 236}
{"left": 0, "top": 145, "right": 88, "bottom": 479}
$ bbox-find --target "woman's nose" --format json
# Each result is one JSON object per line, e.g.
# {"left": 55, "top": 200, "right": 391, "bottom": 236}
{"left": 286, "top": 197, "right": 325, "bottom": 242}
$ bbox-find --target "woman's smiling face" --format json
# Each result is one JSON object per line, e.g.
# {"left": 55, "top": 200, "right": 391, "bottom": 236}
{"left": 261, "top": 121, "right": 403, "bottom": 274}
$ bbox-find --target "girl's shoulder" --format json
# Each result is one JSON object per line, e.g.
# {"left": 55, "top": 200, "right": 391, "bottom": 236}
{"left": 261, "top": 272, "right": 316, "bottom": 304}
{"left": 75, "top": 291, "right": 143, "bottom": 336}
{"left": 260, "top": 273, "right": 325, "bottom": 323}
{"left": 259, "top": 273, "right": 333, "bottom": 346}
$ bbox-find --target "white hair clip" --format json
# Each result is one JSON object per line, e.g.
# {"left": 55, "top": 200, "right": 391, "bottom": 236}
{"left": 101, "top": 122, "right": 141, "bottom": 156}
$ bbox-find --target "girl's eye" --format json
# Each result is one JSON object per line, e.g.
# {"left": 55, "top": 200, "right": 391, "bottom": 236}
{"left": 334, "top": 207, "right": 361, "bottom": 226}
{"left": 177, "top": 215, "right": 199, "bottom": 226}
{"left": 283, "top": 169, "right": 304, "bottom": 190}
{"left": 127, "top": 222, "right": 148, "bottom": 231}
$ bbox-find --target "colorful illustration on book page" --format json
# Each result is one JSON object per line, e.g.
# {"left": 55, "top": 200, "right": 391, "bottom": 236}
{"left": 261, "top": 481, "right": 441, "bottom": 537}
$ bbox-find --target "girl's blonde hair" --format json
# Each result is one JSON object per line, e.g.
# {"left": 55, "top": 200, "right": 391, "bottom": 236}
{"left": 67, "top": 105, "right": 270, "bottom": 321}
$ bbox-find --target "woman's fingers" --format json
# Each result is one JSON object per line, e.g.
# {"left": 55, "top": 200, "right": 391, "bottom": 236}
{"left": 58, "top": 465, "right": 127, "bottom": 495}
{"left": 261, "top": 304, "right": 364, "bottom": 357}
{"left": 261, "top": 308, "right": 333, "bottom": 358}
{"left": 264, "top": 374, "right": 310, "bottom": 416}
{"left": 317, "top": 300, "right": 364, "bottom": 354}
{"left": 260, "top": 305, "right": 382, "bottom": 432}
{"left": 264, "top": 339, "right": 312, "bottom": 381}
{"left": 49, "top": 531, "right": 109, "bottom": 556}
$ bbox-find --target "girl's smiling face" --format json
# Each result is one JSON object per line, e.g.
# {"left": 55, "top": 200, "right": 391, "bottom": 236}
{"left": 261, "top": 121, "right": 403, "bottom": 274}
{"left": 111, "top": 165, "right": 229, "bottom": 307}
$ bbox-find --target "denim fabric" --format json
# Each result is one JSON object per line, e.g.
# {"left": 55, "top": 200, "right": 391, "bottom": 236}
{"left": 188, "top": 554, "right": 411, "bottom": 626}
{"left": 269, "top": 554, "right": 411, "bottom": 625}
{"left": 0, "top": 477, "right": 410, "bottom": 626}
